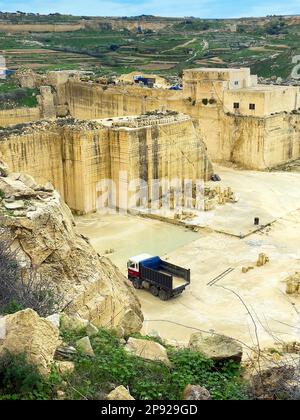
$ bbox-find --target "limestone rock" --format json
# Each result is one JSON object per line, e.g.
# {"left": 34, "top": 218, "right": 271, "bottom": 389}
{"left": 56, "top": 390, "right": 66, "bottom": 400}
{"left": 46, "top": 313, "right": 60, "bottom": 329}
{"left": 4, "top": 200, "right": 25, "bottom": 210}
{"left": 118, "top": 309, "right": 143, "bottom": 336}
{"left": 11, "top": 172, "right": 38, "bottom": 190}
{"left": 61, "top": 314, "right": 89, "bottom": 332}
{"left": 183, "top": 385, "right": 211, "bottom": 400}
{"left": 125, "top": 338, "right": 171, "bottom": 366}
{"left": 189, "top": 333, "right": 243, "bottom": 363}
{"left": 86, "top": 323, "right": 99, "bottom": 337}
{"left": 106, "top": 386, "right": 135, "bottom": 401}
{"left": 286, "top": 273, "right": 300, "bottom": 295}
{"left": 76, "top": 336, "right": 95, "bottom": 357}
{"left": 42, "top": 181, "right": 55, "bottom": 192}
{"left": 0, "top": 309, "right": 60, "bottom": 376}
{"left": 55, "top": 345, "right": 77, "bottom": 361}
{"left": 0, "top": 160, "right": 9, "bottom": 177}
{"left": 0, "top": 176, "right": 36, "bottom": 199}
{"left": 56, "top": 361, "right": 75, "bottom": 375}
{"left": 0, "top": 170, "right": 143, "bottom": 335}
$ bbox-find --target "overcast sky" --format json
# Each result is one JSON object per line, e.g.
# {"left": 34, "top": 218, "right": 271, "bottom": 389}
{"left": 0, "top": 0, "right": 299, "bottom": 19}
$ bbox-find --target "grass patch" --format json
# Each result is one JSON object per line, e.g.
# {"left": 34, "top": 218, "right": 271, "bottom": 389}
{"left": 65, "top": 328, "right": 248, "bottom": 400}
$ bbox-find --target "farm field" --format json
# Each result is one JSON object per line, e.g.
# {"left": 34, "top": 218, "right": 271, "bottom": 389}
{"left": 0, "top": 14, "right": 299, "bottom": 79}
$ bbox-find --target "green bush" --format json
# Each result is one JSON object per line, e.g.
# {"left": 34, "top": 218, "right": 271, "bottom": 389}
{"left": 0, "top": 353, "right": 63, "bottom": 400}
{"left": 0, "top": 353, "right": 46, "bottom": 400}
{"left": 65, "top": 329, "right": 248, "bottom": 400}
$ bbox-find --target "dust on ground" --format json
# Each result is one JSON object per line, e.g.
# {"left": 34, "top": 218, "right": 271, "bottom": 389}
{"left": 75, "top": 166, "right": 300, "bottom": 351}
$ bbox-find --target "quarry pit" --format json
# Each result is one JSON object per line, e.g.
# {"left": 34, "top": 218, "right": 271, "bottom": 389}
{"left": 76, "top": 165, "right": 300, "bottom": 351}
{"left": 2, "top": 66, "right": 300, "bottom": 354}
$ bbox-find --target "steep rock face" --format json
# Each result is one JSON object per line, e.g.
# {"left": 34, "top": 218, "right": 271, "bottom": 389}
{"left": 0, "top": 116, "right": 213, "bottom": 214}
{"left": 0, "top": 309, "right": 59, "bottom": 376}
{"left": 0, "top": 168, "right": 143, "bottom": 334}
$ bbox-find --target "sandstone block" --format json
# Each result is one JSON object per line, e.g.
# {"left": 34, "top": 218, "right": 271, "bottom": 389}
{"left": 125, "top": 337, "right": 171, "bottom": 366}
{"left": 189, "top": 332, "right": 243, "bottom": 363}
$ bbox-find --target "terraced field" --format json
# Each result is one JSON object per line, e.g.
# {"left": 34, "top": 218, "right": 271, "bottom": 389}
{"left": 0, "top": 15, "right": 299, "bottom": 78}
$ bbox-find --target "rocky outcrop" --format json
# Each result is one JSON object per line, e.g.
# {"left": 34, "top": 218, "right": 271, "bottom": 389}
{"left": 183, "top": 385, "right": 211, "bottom": 400}
{"left": 0, "top": 309, "right": 60, "bottom": 376}
{"left": 189, "top": 333, "right": 243, "bottom": 363}
{"left": 0, "top": 169, "right": 143, "bottom": 334}
{"left": 106, "top": 385, "right": 135, "bottom": 401}
{"left": 125, "top": 337, "right": 171, "bottom": 366}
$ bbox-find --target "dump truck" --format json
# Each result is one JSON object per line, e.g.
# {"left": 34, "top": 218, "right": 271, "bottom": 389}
{"left": 127, "top": 254, "right": 190, "bottom": 301}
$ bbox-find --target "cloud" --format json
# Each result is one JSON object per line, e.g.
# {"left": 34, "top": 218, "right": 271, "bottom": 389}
{"left": 0, "top": 0, "right": 299, "bottom": 18}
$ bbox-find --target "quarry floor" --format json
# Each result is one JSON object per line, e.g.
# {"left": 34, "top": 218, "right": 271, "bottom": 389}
{"left": 75, "top": 166, "right": 300, "bottom": 353}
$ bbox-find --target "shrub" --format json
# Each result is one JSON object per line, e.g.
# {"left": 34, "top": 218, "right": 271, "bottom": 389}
{"left": 0, "top": 353, "right": 62, "bottom": 400}
{"left": 64, "top": 329, "right": 248, "bottom": 400}
{"left": 0, "top": 353, "right": 45, "bottom": 400}
{"left": 0, "top": 238, "right": 64, "bottom": 317}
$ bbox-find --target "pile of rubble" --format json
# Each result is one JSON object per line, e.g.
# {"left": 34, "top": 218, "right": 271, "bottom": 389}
{"left": 0, "top": 118, "right": 104, "bottom": 141}
{"left": 203, "top": 185, "right": 238, "bottom": 211}
{"left": 111, "top": 111, "right": 188, "bottom": 129}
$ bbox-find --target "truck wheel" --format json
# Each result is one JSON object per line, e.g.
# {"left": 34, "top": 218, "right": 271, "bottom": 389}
{"left": 133, "top": 279, "right": 142, "bottom": 289}
{"left": 159, "top": 290, "right": 170, "bottom": 301}
{"left": 150, "top": 285, "right": 159, "bottom": 297}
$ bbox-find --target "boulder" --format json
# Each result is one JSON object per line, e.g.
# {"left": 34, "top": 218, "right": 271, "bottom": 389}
{"left": 11, "top": 173, "right": 38, "bottom": 190}
{"left": 0, "top": 309, "right": 60, "bottom": 376}
{"left": 118, "top": 309, "right": 144, "bottom": 336}
{"left": 125, "top": 337, "right": 171, "bottom": 367}
{"left": 46, "top": 313, "right": 60, "bottom": 329}
{"left": 4, "top": 200, "right": 25, "bottom": 210}
{"left": 42, "top": 182, "right": 55, "bottom": 192}
{"left": 55, "top": 345, "right": 77, "bottom": 361}
{"left": 106, "top": 385, "right": 135, "bottom": 401}
{"left": 56, "top": 361, "right": 75, "bottom": 375}
{"left": 189, "top": 333, "right": 243, "bottom": 363}
{"left": 76, "top": 336, "right": 95, "bottom": 357}
{"left": 86, "top": 323, "right": 99, "bottom": 337}
{"left": 61, "top": 314, "right": 89, "bottom": 332}
{"left": 183, "top": 385, "right": 211, "bottom": 400}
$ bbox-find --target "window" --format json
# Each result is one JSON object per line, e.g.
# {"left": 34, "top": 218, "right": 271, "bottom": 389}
{"left": 233, "top": 102, "right": 240, "bottom": 109}
{"left": 234, "top": 81, "right": 239, "bottom": 86}
{"left": 249, "top": 103, "right": 256, "bottom": 110}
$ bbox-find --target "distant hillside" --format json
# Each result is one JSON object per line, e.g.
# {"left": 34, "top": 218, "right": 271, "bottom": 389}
{"left": 0, "top": 12, "right": 299, "bottom": 80}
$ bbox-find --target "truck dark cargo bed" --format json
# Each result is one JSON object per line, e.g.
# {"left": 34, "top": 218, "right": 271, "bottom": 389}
{"left": 140, "top": 257, "right": 190, "bottom": 294}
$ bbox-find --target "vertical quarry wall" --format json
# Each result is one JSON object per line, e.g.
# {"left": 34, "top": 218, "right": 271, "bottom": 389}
{"left": 60, "top": 80, "right": 300, "bottom": 170}
{"left": 0, "top": 116, "right": 212, "bottom": 214}
{"left": 0, "top": 107, "right": 41, "bottom": 127}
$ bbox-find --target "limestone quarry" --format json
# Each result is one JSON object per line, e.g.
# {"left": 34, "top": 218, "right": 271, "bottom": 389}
{"left": 1, "top": 62, "right": 300, "bottom": 400}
